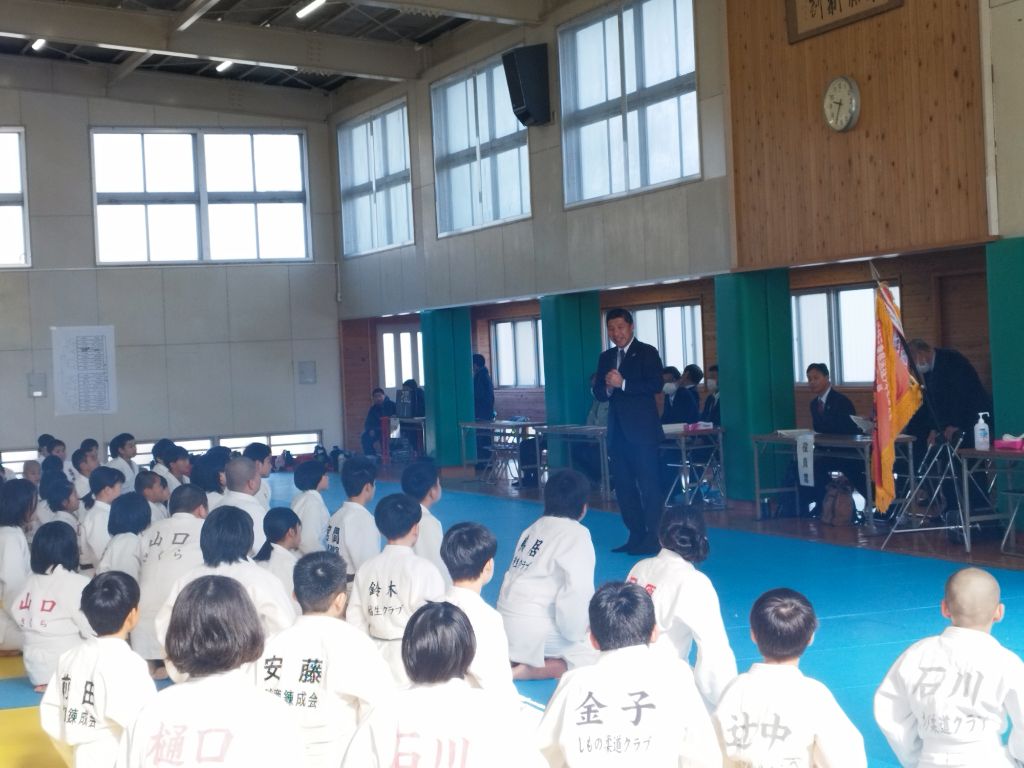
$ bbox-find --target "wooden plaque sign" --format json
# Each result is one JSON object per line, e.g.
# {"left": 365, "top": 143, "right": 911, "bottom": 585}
{"left": 786, "top": 0, "right": 904, "bottom": 43}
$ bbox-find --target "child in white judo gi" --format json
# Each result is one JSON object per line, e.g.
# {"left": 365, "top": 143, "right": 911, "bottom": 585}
{"left": 291, "top": 460, "right": 330, "bottom": 554}
{"left": 79, "top": 466, "right": 125, "bottom": 571}
{"left": 104, "top": 433, "right": 139, "bottom": 492}
{"left": 214, "top": 457, "right": 269, "bottom": 555}
{"left": 10, "top": 521, "right": 94, "bottom": 690}
{"left": 243, "top": 442, "right": 274, "bottom": 510}
{"left": 497, "top": 468, "right": 598, "bottom": 680}
{"left": 401, "top": 459, "right": 451, "bottom": 586}
{"left": 69, "top": 448, "right": 98, "bottom": 502}
{"left": 326, "top": 455, "right": 381, "bottom": 579}
{"left": 0, "top": 478, "right": 35, "bottom": 654}
{"left": 97, "top": 492, "right": 151, "bottom": 582}
{"left": 253, "top": 506, "right": 302, "bottom": 611}
{"left": 258, "top": 551, "right": 393, "bottom": 768}
{"left": 441, "top": 521, "right": 518, "bottom": 700}
{"left": 537, "top": 581, "right": 722, "bottom": 767}
{"left": 347, "top": 492, "right": 445, "bottom": 684}
{"left": 874, "top": 567, "right": 1024, "bottom": 767}
{"left": 120, "top": 575, "right": 303, "bottom": 767}
{"left": 134, "top": 470, "right": 169, "bottom": 524}
{"left": 713, "top": 587, "right": 866, "bottom": 767}
{"left": 132, "top": 484, "right": 207, "bottom": 673}
{"left": 40, "top": 571, "right": 156, "bottom": 767}
{"left": 35, "top": 475, "right": 80, "bottom": 537}
{"left": 627, "top": 502, "right": 737, "bottom": 708}
{"left": 342, "top": 601, "right": 545, "bottom": 767}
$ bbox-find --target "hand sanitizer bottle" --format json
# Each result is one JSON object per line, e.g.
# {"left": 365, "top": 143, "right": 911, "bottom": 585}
{"left": 974, "top": 412, "right": 991, "bottom": 451}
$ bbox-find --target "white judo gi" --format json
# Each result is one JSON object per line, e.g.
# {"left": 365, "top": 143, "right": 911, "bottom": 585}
{"left": 256, "top": 477, "right": 272, "bottom": 510}
{"left": 9, "top": 565, "right": 95, "bottom": 685}
{"left": 445, "top": 585, "right": 519, "bottom": 700}
{"left": 213, "top": 490, "right": 268, "bottom": 556}
{"left": 34, "top": 501, "right": 80, "bottom": 537}
{"left": 326, "top": 501, "right": 381, "bottom": 577}
{"left": 291, "top": 489, "right": 329, "bottom": 554}
{"left": 874, "top": 625, "right": 1024, "bottom": 767}
{"left": 40, "top": 636, "right": 157, "bottom": 768}
{"left": 97, "top": 532, "right": 144, "bottom": 583}
{"left": 152, "top": 463, "right": 184, "bottom": 493}
{"left": 341, "top": 678, "right": 545, "bottom": 768}
{"left": 348, "top": 544, "right": 445, "bottom": 684}
{"left": 713, "top": 663, "right": 866, "bottom": 768}
{"left": 497, "top": 515, "right": 597, "bottom": 669}
{"left": 80, "top": 500, "right": 112, "bottom": 569}
{"left": 117, "top": 667, "right": 303, "bottom": 768}
{"left": 258, "top": 614, "right": 394, "bottom": 768}
{"left": 258, "top": 543, "right": 301, "bottom": 614}
{"left": 147, "top": 500, "right": 168, "bottom": 524}
{"left": 104, "top": 458, "right": 138, "bottom": 491}
{"left": 627, "top": 548, "right": 737, "bottom": 708}
{"left": 538, "top": 644, "right": 723, "bottom": 768}
{"left": 131, "top": 512, "right": 205, "bottom": 660}
{"left": 414, "top": 505, "right": 451, "bottom": 587}
{"left": 0, "top": 525, "right": 30, "bottom": 651}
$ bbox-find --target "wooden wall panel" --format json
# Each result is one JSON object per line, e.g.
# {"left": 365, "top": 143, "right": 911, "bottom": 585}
{"left": 340, "top": 319, "right": 376, "bottom": 451}
{"left": 727, "top": 0, "right": 988, "bottom": 269}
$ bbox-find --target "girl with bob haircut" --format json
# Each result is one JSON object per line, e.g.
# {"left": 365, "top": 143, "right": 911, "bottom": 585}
{"left": 9, "top": 521, "right": 93, "bottom": 689}
{"left": 254, "top": 507, "right": 302, "bottom": 606}
{"left": 291, "top": 461, "right": 330, "bottom": 554}
{"left": 0, "top": 478, "right": 35, "bottom": 654}
{"left": 626, "top": 501, "right": 737, "bottom": 708}
{"left": 342, "top": 601, "right": 545, "bottom": 767}
{"left": 106, "top": 432, "right": 139, "bottom": 490}
{"left": 80, "top": 467, "right": 125, "bottom": 570}
{"left": 35, "top": 474, "right": 80, "bottom": 537}
{"left": 97, "top": 492, "right": 151, "bottom": 582}
{"left": 120, "top": 575, "right": 303, "bottom": 767}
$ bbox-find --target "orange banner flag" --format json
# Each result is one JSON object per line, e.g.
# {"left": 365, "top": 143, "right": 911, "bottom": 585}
{"left": 873, "top": 283, "right": 923, "bottom": 513}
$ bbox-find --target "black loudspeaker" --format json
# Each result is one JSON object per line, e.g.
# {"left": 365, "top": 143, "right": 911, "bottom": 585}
{"left": 502, "top": 44, "right": 550, "bottom": 127}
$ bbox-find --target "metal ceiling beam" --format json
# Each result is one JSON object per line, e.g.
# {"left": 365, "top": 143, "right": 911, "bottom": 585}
{"left": 0, "top": 0, "right": 423, "bottom": 80}
{"left": 110, "top": 50, "right": 153, "bottom": 83}
{"left": 174, "top": 0, "right": 222, "bottom": 31}
{"left": 352, "top": 0, "right": 543, "bottom": 25}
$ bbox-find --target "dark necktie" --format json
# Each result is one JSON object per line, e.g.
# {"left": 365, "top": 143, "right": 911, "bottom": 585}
{"left": 817, "top": 398, "right": 825, "bottom": 416}
{"left": 617, "top": 348, "right": 624, "bottom": 370}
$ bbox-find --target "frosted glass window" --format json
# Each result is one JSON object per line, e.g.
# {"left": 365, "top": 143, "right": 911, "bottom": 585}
{"left": 0, "top": 130, "right": 28, "bottom": 265}
{"left": 339, "top": 101, "right": 414, "bottom": 256}
{"left": 559, "top": 0, "right": 700, "bottom": 204}
{"left": 431, "top": 57, "right": 531, "bottom": 235}
{"left": 0, "top": 206, "right": 26, "bottom": 265}
{"left": 399, "top": 333, "right": 414, "bottom": 383}
{"left": 514, "top": 321, "right": 538, "bottom": 387}
{"left": 382, "top": 333, "right": 397, "bottom": 389}
{"left": 492, "top": 319, "right": 544, "bottom": 388}
{"left": 379, "top": 325, "right": 423, "bottom": 392}
{"left": 495, "top": 323, "right": 517, "bottom": 387}
{"left": 603, "top": 303, "right": 703, "bottom": 371}
{"left": 92, "top": 130, "right": 308, "bottom": 263}
{"left": 417, "top": 333, "right": 425, "bottom": 384}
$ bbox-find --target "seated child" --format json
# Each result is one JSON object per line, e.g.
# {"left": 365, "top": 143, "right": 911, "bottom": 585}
{"left": 0, "top": 479, "right": 34, "bottom": 654}
{"left": 713, "top": 588, "right": 866, "bottom": 767}
{"left": 97, "top": 492, "right": 151, "bottom": 582}
{"left": 133, "top": 485, "right": 207, "bottom": 668}
{"left": 156, "top": 506, "right": 297, "bottom": 681}
{"left": 291, "top": 461, "right": 330, "bottom": 554}
{"left": 80, "top": 467, "right": 125, "bottom": 570}
{"left": 254, "top": 507, "right": 302, "bottom": 608}
{"left": 10, "top": 521, "right": 94, "bottom": 689}
{"left": 40, "top": 571, "right": 157, "bottom": 766}
{"left": 441, "top": 522, "right": 517, "bottom": 700}
{"left": 627, "top": 502, "right": 737, "bottom": 707}
{"left": 135, "top": 470, "right": 169, "bottom": 523}
{"left": 190, "top": 452, "right": 226, "bottom": 510}
{"left": 22, "top": 460, "right": 41, "bottom": 487}
{"left": 31, "top": 466, "right": 69, "bottom": 541}
{"left": 258, "top": 551, "right": 393, "bottom": 768}
{"left": 401, "top": 459, "right": 450, "bottom": 586}
{"left": 104, "top": 433, "right": 139, "bottom": 491}
{"left": 538, "top": 581, "right": 722, "bottom": 767}
{"left": 875, "top": 567, "right": 1024, "bottom": 767}
{"left": 347, "top": 493, "right": 445, "bottom": 684}
{"left": 497, "top": 469, "right": 597, "bottom": 680}
{"left": 120, "top": 575, "right": 303, "bottom": 767}
{"left": 342, "top": 602, "right": 544, "bottom": 767}
{"left": 326, "top": 456, "right": 381, "bottom": 579}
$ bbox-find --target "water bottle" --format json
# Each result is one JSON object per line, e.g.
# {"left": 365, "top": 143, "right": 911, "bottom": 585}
{"left": 700, "top": 479, "right": 710, "bottom": 501}
{"left": 760, "top": 496, "right": 771, "bottom": 520}
{"left": 974, "top": 412, "right": 991, "bottom": 451}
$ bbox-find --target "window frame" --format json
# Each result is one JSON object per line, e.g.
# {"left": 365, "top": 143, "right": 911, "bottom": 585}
{"left": 430, "top": 54, "right": 532, "bottom": 237}
{"left": 0, "top": 127, "right": 31, "bottom": 268}
{"left": 601, "top": 301, "right": 704, "bottom": 371}
{"left": 558, "top": 0, "right": 701, "bottom": 208}
{"left": 90, "top": 127, "right": 313, "bottom": 265}
{"left": 491, "top": 317, "right": 545, "bottom": 389}
{"left": 338, "top": 98, "right": 415, "bottom": 259}
{"left": 377, "top": 324, "right": 425, "bottom": 392}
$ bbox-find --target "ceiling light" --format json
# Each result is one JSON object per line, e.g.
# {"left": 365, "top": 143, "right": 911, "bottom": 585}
{"left": 31, "top": 38, "right": 46, "bottom": 51}
{"left": 295, "top": 0, "right": 325, "bottom": 18}
{"left": 215, "top": 60, "right": 233, "bottom": 72}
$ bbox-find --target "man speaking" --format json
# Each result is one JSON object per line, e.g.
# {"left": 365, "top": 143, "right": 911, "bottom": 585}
{"left": 593, "top": 308, "right": 665, "bottom": 555}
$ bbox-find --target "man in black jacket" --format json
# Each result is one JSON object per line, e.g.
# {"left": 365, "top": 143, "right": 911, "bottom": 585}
{"left": 593, "top": 308, "right": 665, "bottom": 554}
{"left": 361, "top": 387, "right": 396, "bottom": 456}
{"left": 907, "top": 339, "right": 992, "bottom": 448}
{"left": 472, "top": 354, "right": 495, "bottom": 471}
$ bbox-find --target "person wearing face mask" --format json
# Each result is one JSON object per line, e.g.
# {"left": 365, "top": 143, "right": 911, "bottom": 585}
{"left": 701, "top": 365, "right": 721, "bottom": 426}
{"left": 661, "top": 367, "right": 699, "bottom": 426}
{"left": 906, "top": 339, "right": 991, "bottom": 449}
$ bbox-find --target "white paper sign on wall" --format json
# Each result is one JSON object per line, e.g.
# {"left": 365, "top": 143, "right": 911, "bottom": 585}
{"left": 51, "top": 326, "right": 118, "bottom": 416}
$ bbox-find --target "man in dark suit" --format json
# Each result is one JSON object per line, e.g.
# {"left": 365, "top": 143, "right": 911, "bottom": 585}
{"left": 593, "top": 308, "right": 665, "bottom": 554}
{"left": 472, "top": 353, "right": 495, "bottom": 471}
{"left": 660, "top": 367, "right": 698, "bottom": 425}
{"left": 800, "top": 362, "right": 865, "bottom": 516}
{"left": 700, "top": 364, "right": 721, "bottom": 426}
{"left": 906, "top": 339, "right": 991, "bottom": 448}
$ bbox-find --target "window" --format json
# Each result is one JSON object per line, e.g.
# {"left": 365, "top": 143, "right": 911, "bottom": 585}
{"left": 492, "top": 318, "right": 545, "bottom": 387}
{"left": 603, "top": 304, "right": 703, "bottom": 371}
{"left": 379, "top": 327, "right": 425, "bottom": 390}
{"left": 0, "top": 129, "right": 29, "bottom": 266}
{"left": 0, "top": 448, "right": 38, "bottom": 478}
{"left": 270, "top": 432, "right": 321, "bottom": 456}
{"left": 792, "top": 285, "right": 901, "bottom": 385}
{"left": 431, "top": 57, "right": 531, "bottom": 234}
{"left": 559, "top": 0, "right": 699, "bottom": 205}
{"left": 92, "top": 130, "right": 309, "bottom": 263}
{"left": 338, "top": 101, "right": 414, "bottom": 257}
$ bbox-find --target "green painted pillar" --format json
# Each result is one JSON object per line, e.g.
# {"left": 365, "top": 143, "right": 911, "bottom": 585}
{"left": 541, "top": 291, "right": 602, "bottom": 466}
{"left": 987, "top": 237, "right": 1024, "bottom": 438}
{"left": 420, "top": 307, "right": 475, "bottom": 467}
{"left": 715, "top": 270, "right": 796, "bottom": 500}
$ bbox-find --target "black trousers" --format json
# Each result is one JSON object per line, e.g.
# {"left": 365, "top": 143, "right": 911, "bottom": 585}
{"left": 609, "top": 437, "right": 662, "bottom": 544}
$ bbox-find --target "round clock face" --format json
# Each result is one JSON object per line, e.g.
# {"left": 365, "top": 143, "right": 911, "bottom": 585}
{"left": 823, "top": 76, "right": 860, "bottom": 132}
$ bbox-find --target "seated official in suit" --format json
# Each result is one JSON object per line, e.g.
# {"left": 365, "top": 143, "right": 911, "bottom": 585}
{"left": 700, "top": 364, "right": 720, "bottom": 426}
{"left": 660, "top": 367, "right": 699, "bottom": 497}
{"left": 798, "top": 363, "right": 866, "bottom": 517}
